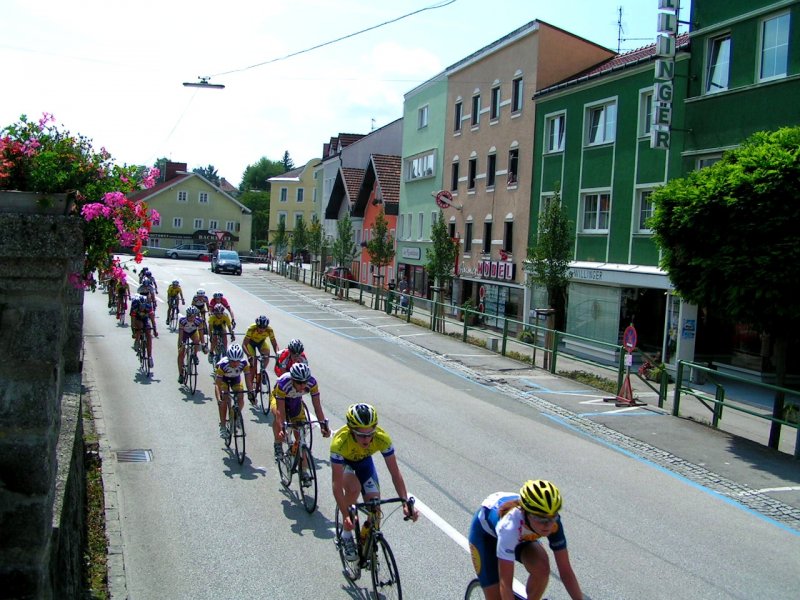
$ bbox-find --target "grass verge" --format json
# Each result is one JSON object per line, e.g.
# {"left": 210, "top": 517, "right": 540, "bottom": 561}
{"left": 83, "top": 401, "right": 108, "bottom": 599}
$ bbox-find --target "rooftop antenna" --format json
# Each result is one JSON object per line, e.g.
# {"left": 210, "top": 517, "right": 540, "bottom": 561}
{"left": 371, "top": 118, "right": 376, "bottom": 131}
{"left": 616, "top": 6, "right": 651, "bottom": 53}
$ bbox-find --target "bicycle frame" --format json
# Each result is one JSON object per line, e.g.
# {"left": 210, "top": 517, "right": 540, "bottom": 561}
{"left": 349, "top": 496, "right": 414, "bottom": 564}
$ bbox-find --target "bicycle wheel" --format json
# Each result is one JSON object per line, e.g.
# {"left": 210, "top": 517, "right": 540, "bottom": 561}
{"left": 259, "top": 369, "right": 271, "bottom": 414}
{"left": 464, "top": 578, "right": 482, "bottom": 600}
{"left": 232, "top": 405, "right": 245, "bottom": 464}
{"left": 334, "top": 507, "right": 361, "bottom": 582}
{"left": 224, "top": 398, "right": 233, "bottom": 448}
{"left": 298, "top": 445, "right": 317, "bottom": 513}
{"left": 301, "top": 401, "right": 313, "bottom": 452}
{"left": 276, "top": 438, "right": 293, "bottom": 488}
{"left": 140, "top": 345, "right": 150, "bottom": 377}
{"left": 371, "top": 535, "right": 402, "bottom": 600}
{"left": 187, "top": 352, "right": 198, "bottom": 395}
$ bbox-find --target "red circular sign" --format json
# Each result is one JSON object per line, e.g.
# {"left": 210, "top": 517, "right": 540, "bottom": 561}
{"left": 435, "top": 190, "right": 453, "bottom": 209}
{"left": 623, "top": 325, "right": 638, "bottom": 352}
{"left": 478, "top": 302, "right": 485, "bottom": 313}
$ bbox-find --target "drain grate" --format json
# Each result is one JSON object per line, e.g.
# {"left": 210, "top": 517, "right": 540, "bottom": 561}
{"left": 115, "top": 449, "right": 153, "bottom": 463}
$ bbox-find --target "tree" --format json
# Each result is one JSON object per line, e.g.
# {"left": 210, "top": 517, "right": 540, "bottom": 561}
{"left": 271, "top": 219, "right": 290, "bottom": 261}
{"left": 307, "top": 216, "right": 325, "bottom": 282}
{"left": 331, "top": 213, "right": 358, "bottom": 268}
{"left": 240, "top": 157, "right": 286, "bottom": 192}
{"left": 526, "top": 183, "right": 573, "bottom": 331}
{"left": 365, "top": 210, "right": 395, "bottom": 287}
{"left": 291, "top": 216, "right": 308, "bottom": 259}
{"left": 281, "top": 150, "right": 294, "bottom": 171}
{"left": 238, "top": 189, "right": 269, "bottom": 247}
{"left": 425, "top": 210, "right": 457, "bottom": 330}
{"left": 192, "top": 164, "right": 220, "bottom": 185}
{"left": 650, "top": 126, "right": 800, "bottom": 447}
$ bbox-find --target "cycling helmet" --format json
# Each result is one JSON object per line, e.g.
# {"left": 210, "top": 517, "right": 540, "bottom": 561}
{"left": 345, "top": 403, "right": 378, "bottom": 429}
{"left": 287, "top": 338, "right": 304, "bottom": 354}
{"left": 213, "top": 292, "right": 224, "bottom": 299}
{"left": 289, "top": 362, "right": 311, "bottom": 383}
{"left": 196, "top": 289, "right": 206, "bottom": 296}
{"left": 213, "top": 304, "right": 225, "bottom": 314}
{"left": 137, "top": 285, "right": 149, "bottom": 294}
{"left": 172, "top": 280, "right": 179, "bottom": 286}
{"left": 227, "top": 344, "right": 245, "bottom": 361}
{"left": 186, "top": 306, "right": 199, "bottom": 317}
{"left": 255, "top": 315, "right": 269, "bottom": 328}
{"left": 519, "top": 480, "right": 562, "bottom": 516}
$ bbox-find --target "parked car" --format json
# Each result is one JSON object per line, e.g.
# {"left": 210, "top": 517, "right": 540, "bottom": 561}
{"left": 166, "top": 243, "right": 210, "bottom": 260}
{"left": 211, "top": 250, "right": 242, "bottom": 275}
{"left": 323, "top": 266, "right": 356, "bottom": 284}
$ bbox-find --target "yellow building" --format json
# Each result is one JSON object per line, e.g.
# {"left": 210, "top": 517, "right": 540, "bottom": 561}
{"left": 267, "top": 158, "right": 320, "bottom": 257}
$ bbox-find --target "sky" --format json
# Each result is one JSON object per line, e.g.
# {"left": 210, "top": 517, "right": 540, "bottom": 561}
{"left": 0, "top": 0, "right": 681, "bottom": 188}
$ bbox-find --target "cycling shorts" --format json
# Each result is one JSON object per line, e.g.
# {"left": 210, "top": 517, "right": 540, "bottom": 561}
{"left": 269, "top": 393, "right": 305, "bottom": 421}
{"left": 467, "top": 507, "right": 532, "bottom": 588}
{"left": 343, "top": 456, "right": 380, "bottom": 497}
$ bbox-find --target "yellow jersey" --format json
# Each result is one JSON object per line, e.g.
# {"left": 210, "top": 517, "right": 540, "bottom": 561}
{"left": 329, "top": 425, "right": 394, "bottom": 465}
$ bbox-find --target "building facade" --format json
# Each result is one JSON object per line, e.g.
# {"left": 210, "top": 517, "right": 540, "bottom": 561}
{"left": 267, "top": 158, "right": 320, "bottom": 259}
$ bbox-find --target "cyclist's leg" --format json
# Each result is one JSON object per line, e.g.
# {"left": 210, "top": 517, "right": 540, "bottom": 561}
{"left": 270, "top": 394, "right": 282, "bottom": 442}
{"left": 216, "top": 381, "right": 228, "bottom": 431}
{"left": 177, "top": 333, "right": 186, "bottom": 380}
{"left": 518, "top": 542, "right": 550, "bottom": 600}
{"left": 467, "top": 510, "right": 501, "bottom": 598}
{"left": 232, "top": 380, "right": 245, "bottom": 411}
{"left": 352, "top": 458, "right": 380, "bottom": 503}
{"left": 190, "top": 330, "right": 201, "bottom": 362}
{"left": 245, "top": 342, "right": 257, "bottom": 390}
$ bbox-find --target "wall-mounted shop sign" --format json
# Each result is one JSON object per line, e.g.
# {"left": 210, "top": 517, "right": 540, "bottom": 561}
{"left": 478, "top": 260, "right": 516, "bottom": 281}
{"left": 651, "top": 0, "right": 680, "bottom": 150}
{"left": 401, "top": 247, "right": 421, "bottom": 260}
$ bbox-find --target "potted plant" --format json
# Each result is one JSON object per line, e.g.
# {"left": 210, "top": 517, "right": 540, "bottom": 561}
{"left": 1, "top": 113, "right": 160, "bottom": 289}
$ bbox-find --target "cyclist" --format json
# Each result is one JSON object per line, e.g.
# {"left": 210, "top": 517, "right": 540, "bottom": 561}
{"left": 191, "top": 289, "right": 210, "bottom": 333}
{"left": 137, "top": 279, "right": 156, "bottom": 312}
{"left": 207, "top": 304, "right": 235, "bottom": 363}
{"left": 166, "top": 279, "right": 185, "bottom": 322}
{"left": 468, "top": 480, "right": 584, "bottom": 600}
{"left": 129, "top": 294, "right": 158, "bottom": 367}
{"left": 271, "top": 363, "right": 330, "bottom": 466}
{"left": 114, "top": 276, "right": 130, "bottom": 321}
{"left": 330, "top": 403, "right": 418, "bottom": 561}
{"left": 213, "top": 344, "right": 253, "bottom": 439}
{"left": 243, "top": 315, "right": 279, "bottom": 395}
{"left": 274, "top": 338, "right": 308, "bottom": 377}
{"left": 137, "top": 266, "right": 151, "bottom": 284}
{"left": 177, "top": 306, "right": 206, "bottom": 384}
{"left": 210, "top": 292, "right": 236, "bottom": 328}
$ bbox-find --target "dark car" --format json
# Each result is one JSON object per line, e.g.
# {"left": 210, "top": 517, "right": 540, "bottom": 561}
{"left": 323, "top": 266, "right": 356, "bottom": 284}
{"left": 211, "top": 250, "right": 242, "bottom": 275}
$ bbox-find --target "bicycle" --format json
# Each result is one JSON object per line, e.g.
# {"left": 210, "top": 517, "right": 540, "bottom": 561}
{"left": 464, "top": 578, "right": 525, "bottom": 599}
{"left": 334, "top": 496, "right": 415, "bottom": 599}
{"left": 209, "top": 327, "right": 230, "bottom": 365}
{"left": 179, "top": 340, "right": 199, "bottom": 394}
{"left": 254, "top": 353, "right": 273, "bottom": 414}
{"left": 116, "top": 293, "right": 127, "bottom": 326}
{"left": 275, "top": 417, "right": 326, "bottom": 513}
{"left": 135, "top": 331, "right": 151, "bottom": 377}
{"left": 166, "top": 297, "right": 180, "bottom": 331}
{"left": 219, "top": 385, "right": 245, "bottom": 464}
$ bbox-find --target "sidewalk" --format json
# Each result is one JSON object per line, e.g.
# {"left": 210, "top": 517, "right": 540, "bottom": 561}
{"left": 263, "top": 265, "right": 800, "bottom": 515}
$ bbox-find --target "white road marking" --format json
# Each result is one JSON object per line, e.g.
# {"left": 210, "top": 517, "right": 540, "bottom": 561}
{"left": 736, "top": 486, "right": 800, "bottom": 496}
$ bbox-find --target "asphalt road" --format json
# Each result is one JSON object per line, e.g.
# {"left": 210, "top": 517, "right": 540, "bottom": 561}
{"left": 84, "top": 257, "right": 800, "bottom": 600}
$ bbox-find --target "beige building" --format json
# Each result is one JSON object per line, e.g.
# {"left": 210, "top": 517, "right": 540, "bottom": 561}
{"left": 267, "top": 158, "right": 321, "bottom": 257}
{"left": 130, "top": 161, "right": 253, "bottom": 253}
{"left": 444, "top": 20, "right": 614, "bottom": 326}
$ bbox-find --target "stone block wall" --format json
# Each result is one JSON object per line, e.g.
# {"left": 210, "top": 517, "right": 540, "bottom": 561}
{"left": 0, "top": 213, "right": 85, "bottom": 599}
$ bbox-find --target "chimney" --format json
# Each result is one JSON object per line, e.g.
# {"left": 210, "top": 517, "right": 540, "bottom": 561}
{"left": 162, "top": 161, "right": 188, "bottom": 182}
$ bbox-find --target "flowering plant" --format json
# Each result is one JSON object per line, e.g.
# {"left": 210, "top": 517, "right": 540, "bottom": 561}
{"left": 1, "top": 113, "right": 160, "bottom": 289}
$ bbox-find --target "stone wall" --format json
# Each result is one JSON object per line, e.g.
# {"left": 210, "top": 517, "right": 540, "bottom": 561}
{"left": 0, "top": 213, "right": 85, "bottom": 599}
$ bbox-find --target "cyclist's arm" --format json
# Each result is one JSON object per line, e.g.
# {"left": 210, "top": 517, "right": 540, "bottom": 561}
{"left": 554, "top": 548, "right": 583, "bottom": 600}
{"left": 268, "top": 331, "right": 279, "bottom": 354}
{"left": 309, "top": 393, "right": 329, "bottom": 436}
{"left": 330, "top": 462, "right": 354, "bottom": 529}
{"left": 497, "top": 559, "right": 516, "bottom": 600}
{"left": 382, "top": 454, "right": 416, "bottom": 520}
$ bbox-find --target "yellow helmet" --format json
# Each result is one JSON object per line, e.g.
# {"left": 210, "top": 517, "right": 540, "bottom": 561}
{"left": 346, "top": 403, "right": 378, "bottom": 429}
{"left": 519, "top": 480, "right": 562, "bottom": 516}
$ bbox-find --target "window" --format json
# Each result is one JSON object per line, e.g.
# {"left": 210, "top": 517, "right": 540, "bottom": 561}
{"left": 397, "top": 215, "right": 405, "bottom": 240}
{"left": 177, "top": 191, "right": 188, "bottom": 203}
{"left": 418, "top": 104, "right": 429, "bottom": 129}
{"left": 586, "top": 101, "right": 617, "bottom": 145}
{"left": 449, "top": 222, "right": 456, "bottom": 238}
{"left": 465, "top": 222, "right": 473, "bottom": 252}
{"left": 280, "top": 188, "right": 288, "bottom": 202}
{"left": 545, "top": 113, "right": 565, "bottom": 152}
{"left": 226, "top": 221, "right": 235, "bottom": 232}
{"left": 193, "top": 218, "right": 203, "bottom": 229}
{"left": 454, "top": 101, "right": 463, "bottom": 132}
{"left": 511, "top": 77, "right": 523, "bottom": 112}
{"left": 706, "top": 34, "right": 731, "bottom": 93}
{"left": 471, "top": 95, "right": 481, "bottom": 127}
{"left": 297, "top": 188, "right": 304, "bottom": 202}
{"left": 198, "top": 192, "right": 209, "bottom": 203}
{"left": 451, "top": 161, "right": 459, "bottom": 191}
{"left": 504, "top": 221, "right": 513, "bottom": 254}
{"left": 581, "top": 192, "right": 611, "bottom": 232}
{"left": 637, "top": 190, "right": 654, "bottom": 232}
{"left": 760, "top": 12, "right": 789, "bottom": 81}
{"left": 468, "top": 158, "right": 477, "bottom": 190}
{"left": 507, "top": 149, "right": 519, "bottom": 186}
{"left": 295, "top": 213, "right": 303, "bottom": 227}
{"left": 406, "top": 151, "right": 435, "bottom": 181}
{"left": 696, "top": 154, "right": 722, "bottom": 170}
{"left": 313, "top": 188, "right": 317, "bottom": 203}
{"left": 490, "top": 87, "right": 501, "bottom": 120}
{"left": 431, "top": 211, "right": 437, "bottom": 239}
{"left": 482, "top": 221, "right": 492, "bottom": 254}
{"left": 487, "top": 154, "right": 497, "bottom": 188}
{"left": 278, "top": 212, "right": 287, "bottom": 226}
{"left": 173, "top": 217, "right": 183, "bottom": 228}
{"left": 209, "top": 219, "right": 218, "bottom": 229}
{"left": 639, "top": 90, "right": 654, "bottom": 136}
{"left": 417, "top": 212, "right": 424, "bottom": 241}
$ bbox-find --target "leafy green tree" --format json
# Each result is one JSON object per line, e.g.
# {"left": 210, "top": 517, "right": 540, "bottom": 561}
{"left": 307, "top": 216, "right": 325, "bottom": 283}
{"left": 366, "top": 210, "right": 395, "bottom": 285}
{"left": 240, "top": 157, "right": 286, "bottom": 192}
{"left": 192, "top": 164, "right": 220, "bottom": 185}
{"left": 650, "top": 126, "right": 800, "bottom": 446}
{"left": 291, "top": 216, "right": 309, "bottom": 258}
{"left": 526, "top": 183, "right": 573, "bottom": 331}
{"left": 281, "top": 150, "right": 295, "bottom": 171}
{"left": 271, "top": 218, "right": 290, "bottom": 260}
{"left": 332, "top": 213, "right": 358, "bottom": 268}
{"left": 238, "top": 189, "right": 270, "bottom": 247}
{"left": 426, "top": 210, "right": 457, "bottom": 330}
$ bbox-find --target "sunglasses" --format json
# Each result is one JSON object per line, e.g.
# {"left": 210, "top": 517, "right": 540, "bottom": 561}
{"left": 352, "top": 429, "right": 376, "bottom": 439}
{"left": 527, "top": 513, "right": 557, "bottom": 526}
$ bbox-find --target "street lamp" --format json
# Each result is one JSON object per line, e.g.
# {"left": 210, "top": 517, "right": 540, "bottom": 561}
{"left": 182, "top": 76, "right": 225, "bottom": 89}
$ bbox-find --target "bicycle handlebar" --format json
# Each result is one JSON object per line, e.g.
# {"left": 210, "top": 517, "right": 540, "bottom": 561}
{"left": 283, "top": 419, "right": 329, "bottom": 429}
{"left": 351, "top": 496, "right": 416, "bottom": 520}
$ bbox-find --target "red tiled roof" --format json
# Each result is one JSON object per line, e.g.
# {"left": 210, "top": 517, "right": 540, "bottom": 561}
{"left": 341, "top": 167, "right": 365, "bottom": 200}
{"left": 371, "top": 154, "right": 401, "bottom": 205}
{"left": 127, "top": 173, "right": 191, "bottom": 201}
{"left": 339, "top": 133, "right": 365, "bottom": 147}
